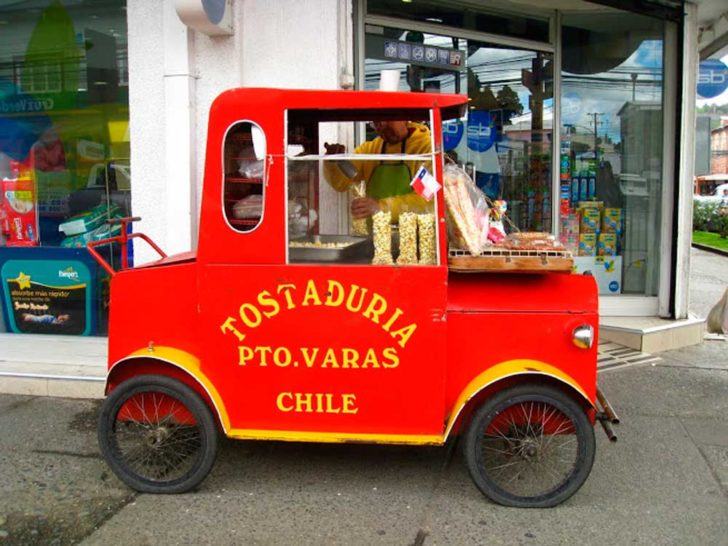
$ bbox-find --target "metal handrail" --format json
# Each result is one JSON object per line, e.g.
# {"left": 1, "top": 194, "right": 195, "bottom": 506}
{"left": 87, "top": 216, "right": 167, "bottom": 277}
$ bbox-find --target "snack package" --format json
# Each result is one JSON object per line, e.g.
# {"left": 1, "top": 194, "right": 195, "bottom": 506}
{"left": 350, "top": 181, "right": 368, "bottom": 236}
{"left": 59, "top": 202, "right": 121, "bottom": 236}
{"left": 232, "top": 194, "right": 263, "bottom": 219}
{"left": 443, "top": 164, "right": 490, "bottom": 256}
{"left": 397, "top": 212, "right": 418, "bottom": 265}
{"left": 371, "top": 210, "right": 393, "bottom": 264}
{"left": 417, "top": 213, "right": 436, "bottom": 265}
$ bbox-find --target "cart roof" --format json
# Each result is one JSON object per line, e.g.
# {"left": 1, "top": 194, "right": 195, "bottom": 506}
{"left": 212, "top": 87, "right": 468, "bottom": 120}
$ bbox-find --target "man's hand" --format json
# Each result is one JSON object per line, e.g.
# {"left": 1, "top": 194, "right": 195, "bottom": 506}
{"left": 324, "top": 142, "right": 346, "bottom": 155}
{"left": 351, "top": 197, "right": 380, "bottom": 219}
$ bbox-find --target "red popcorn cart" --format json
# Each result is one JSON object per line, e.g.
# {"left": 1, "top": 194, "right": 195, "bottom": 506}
{"left": 88, "top": 88, "right": 618, "bottom": 508}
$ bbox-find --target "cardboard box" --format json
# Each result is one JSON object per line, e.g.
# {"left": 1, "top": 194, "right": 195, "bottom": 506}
{"left": 602, "top": 208, "right": 623, "bottom": 233}
{"left": 579, "top": 208, "right": 601, "bottom": 233}
{"left": 573, "top": 256, "right": 622, "bottom": 294}
{"left": 597, "top": 232, "right": 618, "bottom": 256}
{"left": 578, "top": 233, "right": 597, "bottom": 256}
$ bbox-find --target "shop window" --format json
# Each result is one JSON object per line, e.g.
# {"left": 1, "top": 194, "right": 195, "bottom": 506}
{"left": 285, "top": 109, "right": 437, "bottom": 265}
{"left": 365, "top": 25, "right": 554, "bottom": 234}
{"left": 0, "top": 0, "right": 129, "bottom": 337}
{"left": 223, "top": 121, "right": 266, "bottom": 232}
{"left": 560, "top": 12, "right": 666, "bottom": 297}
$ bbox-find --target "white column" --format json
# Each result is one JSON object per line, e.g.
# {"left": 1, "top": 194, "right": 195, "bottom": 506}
{"left": 674, "top": 3, "right": 699, "bottom": 319}
{"left": 163, "top": 0, "right": 196, "bottom": 254}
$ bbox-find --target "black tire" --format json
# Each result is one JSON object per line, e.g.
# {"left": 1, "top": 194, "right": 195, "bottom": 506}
{"left": 98, "top": 375, "right": 218, "bottom": 494}
{"left": 464, "top": 384, "right": 595, "bottom": 508}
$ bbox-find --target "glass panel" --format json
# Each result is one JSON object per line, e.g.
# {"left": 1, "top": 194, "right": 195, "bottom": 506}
{"left": 560, "top": 12, "right": 665, "bottom": 296}
{"left": 286, "top": 110, "right": 437, "bottom": 265}
{"left": 0, "top": 0, "right": 128, "bottom": 336}
{"left": 364, "top": 26, "right": 553, "bottom": 235}
{"left": 457, "top": 44, "right": 553, "bottom": 233}
{"left": 367, "top": 0, "right": 550, "bottom": 44}
{"left": 223, "top": 122, "right": 266, "bottom": 232}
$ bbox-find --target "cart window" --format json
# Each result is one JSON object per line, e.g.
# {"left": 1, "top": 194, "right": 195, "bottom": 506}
{"left": 285, "top": 110, "right": 439, "bottom": 266}
{"left": 223, "top": 121, "right": 266, "bottom": 232}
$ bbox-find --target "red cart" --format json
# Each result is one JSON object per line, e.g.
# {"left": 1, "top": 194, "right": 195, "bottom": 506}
{"left": 88, "top": 88, "right": 618, "bottom": 508}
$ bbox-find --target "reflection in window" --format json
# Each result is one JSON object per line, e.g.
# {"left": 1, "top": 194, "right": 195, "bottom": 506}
{"left": 560, "top": 11, "right": 666, "bottom": 297}
{"left": 223, "top": 122, "right": 265, "bottom": 232}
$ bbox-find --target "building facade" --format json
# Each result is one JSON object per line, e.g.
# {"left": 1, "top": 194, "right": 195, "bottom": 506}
{"left": 0, "top": 0, "right": 726, "bottom": 354}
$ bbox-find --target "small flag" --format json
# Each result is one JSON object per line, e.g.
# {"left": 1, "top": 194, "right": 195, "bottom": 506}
{"left": 410, "top": 166, "right": 441, "bottom": 201}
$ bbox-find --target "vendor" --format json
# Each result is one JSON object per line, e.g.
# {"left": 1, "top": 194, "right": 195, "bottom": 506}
{"left": 323, "top": 120, "right": 433, "bottom": 222}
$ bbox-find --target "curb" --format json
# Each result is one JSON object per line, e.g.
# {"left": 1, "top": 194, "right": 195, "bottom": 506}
{"left": 691, "top": 242, "right": 728, "bottom": 257}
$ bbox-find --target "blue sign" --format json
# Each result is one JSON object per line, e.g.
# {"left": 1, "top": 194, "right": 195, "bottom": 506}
{"left": 698, "top": 59, "right": 728, "bottom": 99}
{"left": 442, "top": 120, "right": 463, "bottom": 151}
{"left": 609, "top": 280, "right": 620, "bottom": 293}
{"left": 467, "top": 110, "right": 496, "bottom": 153}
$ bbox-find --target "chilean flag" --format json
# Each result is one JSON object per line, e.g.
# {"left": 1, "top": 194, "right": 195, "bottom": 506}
{"left": 410, "top": 166, "right": 441, "bottom": 201}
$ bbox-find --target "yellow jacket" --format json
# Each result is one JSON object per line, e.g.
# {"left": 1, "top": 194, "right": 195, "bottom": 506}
{"left": 324, "top": 122, "right": 433, "bottom": 221}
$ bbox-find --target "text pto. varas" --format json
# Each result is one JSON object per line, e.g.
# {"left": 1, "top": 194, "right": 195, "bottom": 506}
{"left": 220, "top": 279, "right": 418, "bottom": 414}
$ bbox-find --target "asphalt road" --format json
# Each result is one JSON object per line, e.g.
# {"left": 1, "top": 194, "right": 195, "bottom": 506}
{"left": 0, "top": 344, "right": 727, "bottom": 546}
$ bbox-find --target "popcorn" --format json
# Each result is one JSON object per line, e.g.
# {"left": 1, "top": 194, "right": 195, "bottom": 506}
{"left": 372, "top": 211, "right": 393, "bottom": 264}
{"left": 417, "top": 213, "right": 436, "bottom": 265}
{"left": 396, "top": 212, "right": 418, "bottom": 265}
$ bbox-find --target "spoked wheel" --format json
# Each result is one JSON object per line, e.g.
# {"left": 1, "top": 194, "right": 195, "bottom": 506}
{"left": 464, "top": 384, "right": 595, "bottom": 508}
{"left": 98, "top": 375, "right": 218, "bottom": 494}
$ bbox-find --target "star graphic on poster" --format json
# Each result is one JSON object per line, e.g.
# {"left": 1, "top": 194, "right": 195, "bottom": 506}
{"left": 14, "top": 272, "right": 31, "bottom": 289}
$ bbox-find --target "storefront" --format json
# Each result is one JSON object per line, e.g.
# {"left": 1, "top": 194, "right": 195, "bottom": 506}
{"left": 0, "top": 0, "right": 129, "bottom": 337}
{"left": 357, "top": 0, "right": 683, "bottom": 317}
{"left": 0, "top": 0, "right": 720, "bottom": 349}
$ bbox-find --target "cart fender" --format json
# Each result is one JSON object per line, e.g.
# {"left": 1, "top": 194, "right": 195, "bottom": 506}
{"left": 109, "top": 346, "right": 231, "bottom": 432}
{"left": 444, "top": 359, "right": 594, "bottom": 438}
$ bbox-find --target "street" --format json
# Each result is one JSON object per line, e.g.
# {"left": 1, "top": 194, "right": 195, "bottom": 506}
{"left": 0, "top": 248, "right": 726, "bottom": 545}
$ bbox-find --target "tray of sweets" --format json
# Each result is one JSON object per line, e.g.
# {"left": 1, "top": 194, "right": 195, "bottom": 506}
{"left": 448, "top": 247, "right": 574, "bottom": 273}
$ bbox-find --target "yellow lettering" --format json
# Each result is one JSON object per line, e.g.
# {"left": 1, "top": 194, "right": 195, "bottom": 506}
{"left": 220, "top": 317, "right": 245, "bottom": 342}
{"left": 321, "top": 348, "right": 339, "bottom": 368}
{"left": 255, "top": 346, "right": 272, "bottom": 366}
{"left": 276, "top": 392, "right": 293, "bottom": 412}
{"left": 391, "top": 323, "right": 417, "bottom": 349}
{"left": 295, "top": 392, "right": 313, "bottom": 413}
{"left": 362, "top": 348, "right": 380, "bottom": 368}
{"left": 302, "top": 279, "right": 323, "bottom": 306}
{"left": 345, "top": 284, "right": 368, "bottom": 313}
{"left": 381, "top": 347, "right": 399, "bottom": 368}
{"left": 325, "top": 280, "right": 345, "bottom": 307}
{"left": 277, "top": 283, "right": 297, "bottom": 309}
{"left": 239, "top": 303, "right": 262, "bottom": 328}
{"left": 382, "top": 307, "right": 404, "bottom": 332}
{"left": 273, "top": 347, "right": 292, "bottom": 367}
{"left": 257, "top": 290, "right": 280, "bottom": 319}
{"left": 362, "top": 292, "right": 387, "bottom": 324}
{"left": 342, "top": 394, "right": 358, "bottom": 414}
{"left": 301, "top": 347, "right": 319, "bottom": 368}
{"left": 315, "top": 393, "right": 324, "bottom": 412}
{"left": 238, "top": 346, "right": 254, "bottom": 366}
{"left": 324, "top": 393, "right": 341, "bottom": 414}
{"left": 341, "top": 348, "right": 359, "bottom": 369}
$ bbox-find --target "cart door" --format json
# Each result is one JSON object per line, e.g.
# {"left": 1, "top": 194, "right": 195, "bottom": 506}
{"left": 199, "top": 112, "right": 449, "bottom": 440}
{"left": 201, "top": 263, "right": 448, "bottom": 439}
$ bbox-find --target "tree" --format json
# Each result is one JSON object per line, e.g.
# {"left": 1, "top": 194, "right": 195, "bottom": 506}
{"left": 496, "top": 85, "right": 523, "bottom": 116}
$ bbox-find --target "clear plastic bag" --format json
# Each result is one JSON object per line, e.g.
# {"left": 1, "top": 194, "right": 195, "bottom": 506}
{"left": 443, "top": 164, "right": 490, "bottom": 256}
{"left": 372, "top": 210, "right": 393, "bottom": 264}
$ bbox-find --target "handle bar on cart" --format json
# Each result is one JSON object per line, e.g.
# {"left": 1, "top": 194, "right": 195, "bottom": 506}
{"left": 87, "top": 216, "right": 167, "bottom": 277}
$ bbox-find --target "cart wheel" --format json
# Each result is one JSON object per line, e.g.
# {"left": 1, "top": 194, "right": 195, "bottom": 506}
{"left": 464, "top": 384, "right": 595, "bottom": 508}
{"left": 98, "top": 375, "right": 218, "bottom": 494}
